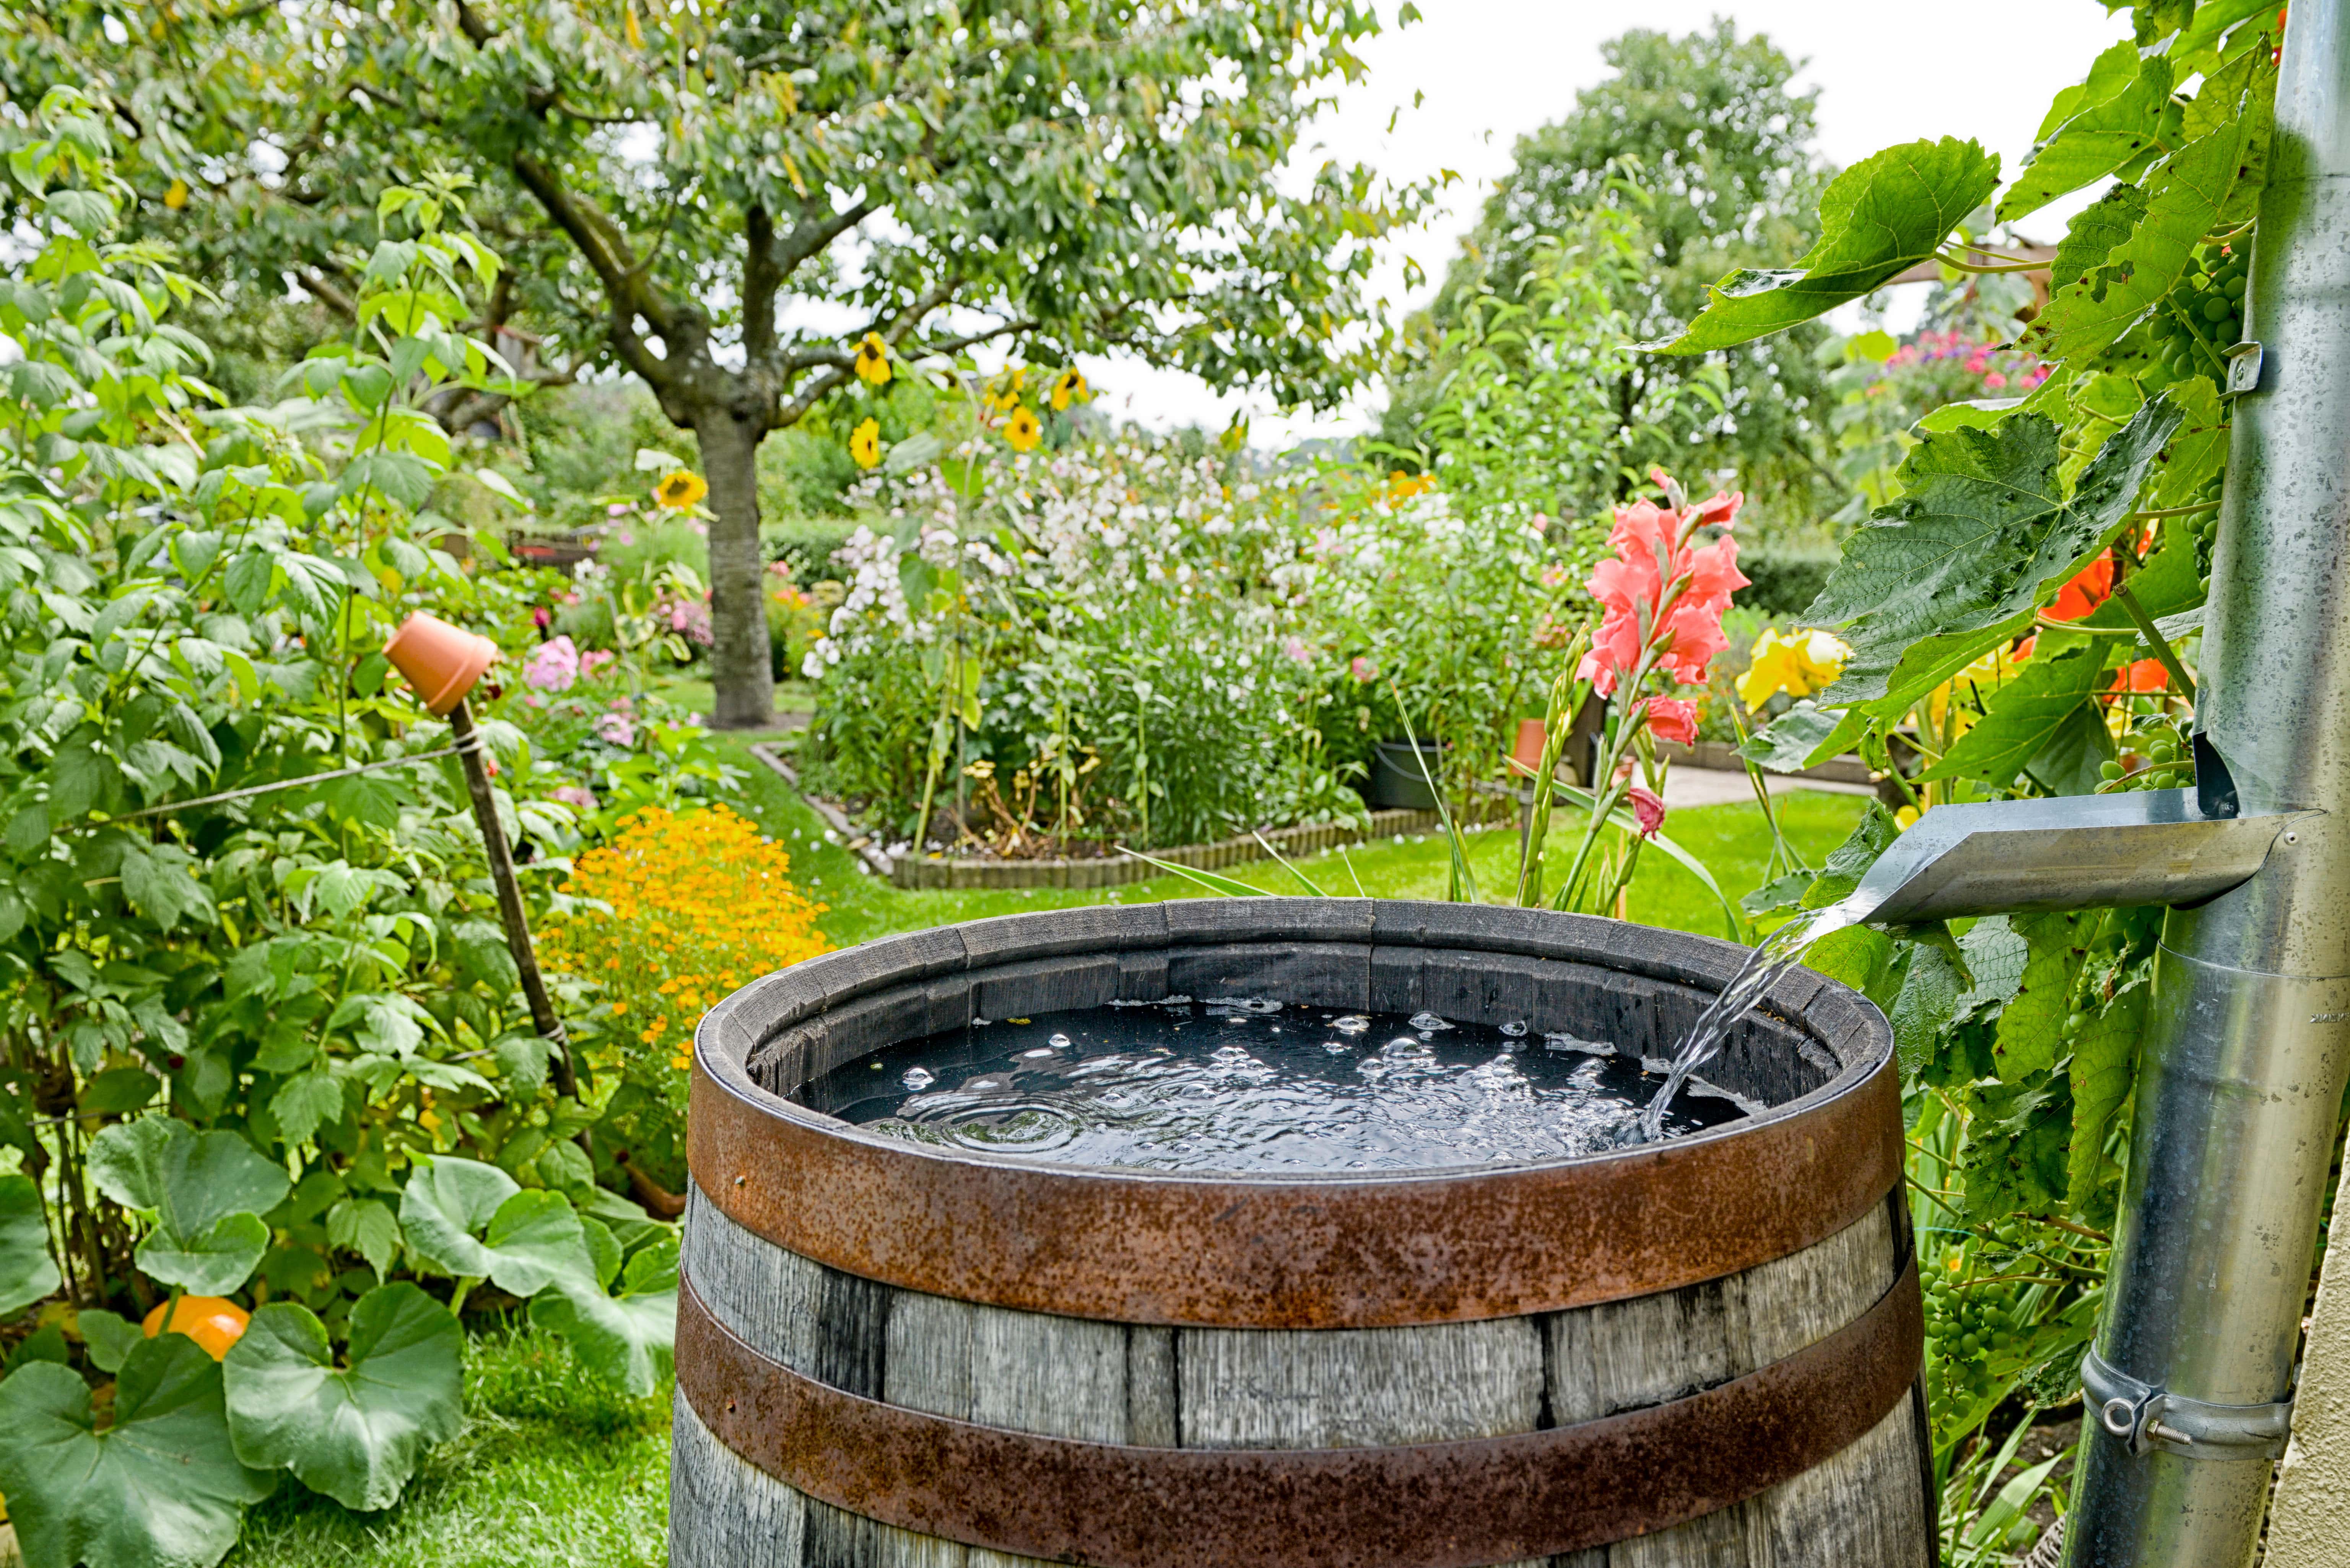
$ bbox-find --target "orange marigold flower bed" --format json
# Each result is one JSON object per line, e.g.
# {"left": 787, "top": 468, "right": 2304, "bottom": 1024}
{"left": 543, "top": 806, "right": 831, "bottom": 1073}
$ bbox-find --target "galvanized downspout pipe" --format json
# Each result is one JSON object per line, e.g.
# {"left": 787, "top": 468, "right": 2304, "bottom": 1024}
{"left": 2064, "top": 5, "right": 2350, "bottom": 1561}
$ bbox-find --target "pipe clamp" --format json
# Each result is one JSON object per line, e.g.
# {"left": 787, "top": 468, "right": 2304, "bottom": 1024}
{"left": 2080, "top": 1350, "right": 2291, "bottom": 1461}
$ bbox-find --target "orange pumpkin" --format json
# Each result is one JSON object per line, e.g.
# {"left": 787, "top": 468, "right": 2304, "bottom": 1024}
{"left": 141, "top": 1297, "right": 250, "bottom": 1360}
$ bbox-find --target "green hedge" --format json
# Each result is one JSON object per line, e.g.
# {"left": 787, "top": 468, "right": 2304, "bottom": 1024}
{"left": 1737, "top": 547, "right": 1842, "bottom": 621}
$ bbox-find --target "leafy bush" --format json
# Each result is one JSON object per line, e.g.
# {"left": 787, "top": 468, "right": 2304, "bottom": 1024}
{"left": 1732, "top": 549, "right": 1841, "bottom": 620}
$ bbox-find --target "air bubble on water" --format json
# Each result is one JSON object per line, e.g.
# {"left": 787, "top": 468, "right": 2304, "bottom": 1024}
{"left": 973, "top": 1018, "right": 992, "bottom": 1027}
{"left": 1323, "top": 1040, "right": 1352, "bottom": 1054}
{"left": 1408, "top": 1012, "right": 1453, "bottom": 1032}
{"left": 1545, "top": 1031, "right": 1613, "bottom": 1056}
{"left": 901, "top": 1067, "right": 935, "bottom": 1090}
{"left": 1500, "top": 1021, "right": 1528, "bottom": 1037}
{"left": 1332, "top": 1015, "right": 1371, "bottom": 1035}
{"left": 1048, "top": 1033, "right": 1073, "bottom": 1049}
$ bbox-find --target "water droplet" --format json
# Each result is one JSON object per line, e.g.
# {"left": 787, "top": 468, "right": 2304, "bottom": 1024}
{"left": 901, "top": 1067, "right": 935, "bottom": 1090}
{"left": 1048, "top": 1033, "right": 1073, "bottom": 1049}
{"left": 1408, "top": 1011, "right": 1454, "bottom": 1032}
{"left": 1500, "top": 1020, "right": 1527, "bottom": 1037}
{"left": 1332, "top": 1015, "right": 1371, "bottom": 1035}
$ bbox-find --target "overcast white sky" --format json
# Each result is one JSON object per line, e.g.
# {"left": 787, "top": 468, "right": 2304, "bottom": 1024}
{"left": 1080, "top": 1, "right": 2133, "bottom": 447}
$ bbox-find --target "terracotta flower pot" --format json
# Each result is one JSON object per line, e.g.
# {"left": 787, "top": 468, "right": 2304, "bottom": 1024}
{"left": 384, "top": 613, "right": 498, "bottom": 715}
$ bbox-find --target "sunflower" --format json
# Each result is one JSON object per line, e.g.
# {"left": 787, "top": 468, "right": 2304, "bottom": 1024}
{"left": 853, "top": 331, "right": 892, "bottom": 387}
{"left": 850, "top": 417, "right": 883, "bottom": 469}
{"left": 1050, "top": 366, "right": 1088, "bottom": 411}
{"left": 988, "top": 366, "right": 1028, "bottom": 412}
{"left": 655, "top": 470, "right": 707, "bottom": 510}
{"left": 1004, "top": 405, "right": 1042, "bottom": 452}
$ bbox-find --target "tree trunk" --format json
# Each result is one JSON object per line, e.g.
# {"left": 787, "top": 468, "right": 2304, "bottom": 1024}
{"left": 695, "top": 410, "right": 776, "bottom": 730}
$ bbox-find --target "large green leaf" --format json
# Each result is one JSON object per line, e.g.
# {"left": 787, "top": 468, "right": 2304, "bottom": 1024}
{"left": 1961, "top": 1069, "right": 2075, "bottom": 1220}
{"left": 1736, "top": 701, "right": 1864, "bottom": 775}
{"left": 398, "top": 1156, "right": 590, "bottom": 1297}
{"left": 223, "top": 1284, "right": 461, "bottom": 1511}
{"left": 1992, "top": 912, "right": 2093, "bottom": 1084}
{"left": 0, "top": 1172, "right": 59, "bottom": 1318}
{"left": 1807, "top": 395, "right": 2183, "bottom": 715}
{"left": 528, "top": 1230, "right": 678, "bottom": 1397}
{"left": 2029, "top": 62, "right": 2270, "bottom": 361}
{"left": 2047, "top": 182, "right": 2150, "bottom": 296}
{"left": 0, "top": 1335, "right": 275, "bottom": 1568}
{"left": 1650, "top": 139, "right": 2000, "bottom": 353}
{"left": 88, "top": 1118, "right": 289, "bottom": 1296}
{"left": 1888, "top": 940, "right": 1967, "bottom": 1076}
{"left": 2068, "top": 972, "right": 2152, "bottom": 1219}
{"left": 1802, "top": 801, "right": 1901, "bottom": 909}
{"left": 1920, "top": 645, "right": 2113, "bottom": 786}
{"left": 1998, "top": 50, "right": 2172, "bottom": 223}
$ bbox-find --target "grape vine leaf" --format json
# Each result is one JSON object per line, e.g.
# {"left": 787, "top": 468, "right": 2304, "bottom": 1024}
{"left": 1802, "top": 800, "right": 1902, "bottom": 909}
{"left": 1960, "top": 1069, "right": 2075, "bottom": 1219}
{"left": 1992, "top": 912, "right": 2093, "bottom": 1084}
{"left": 2048, "top": 182, "right": 2152, "bottom": 298}
{"left": 1889, "top": 939, "right": 1967, "bottom": 1076}
{"left": 1920, "top": 644, "right": 2114, "bottom": 787}
{"left": 2028, "top": 63, "right": 2269, "bottom": 361}
{"left": 1805, "top": 393, "right": 2183, "bottom": 717}
{"left": 0, "top": 1335, "right": 275, "bottom": 1568}
{"left": 1736, "top": 701, "right": 1866, "bottom": 774}
{"left": 0, "top": 1173, "right": 59, "bottom": 1319}
{"left": 224, "top": 1284, "right": 462, "bottom": 1511}
{"left": 1647, "top": 138, "right": 2000, "bottom": 353}
{"left": 1999, "top": 51, "right": 2173, "bottom": 223}
{"left": 2026, "top": 700, "right": 2119, "bottom": 797}
{"left": 2068, "top": 972, "right": 2151, "bottom": 1218}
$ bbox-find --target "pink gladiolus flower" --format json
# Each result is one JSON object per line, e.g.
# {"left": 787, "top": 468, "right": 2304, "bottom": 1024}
{"left": 1643, "top": 697, "right": 1699, "bottom": 747}
{"left": 1627, "top": 785, "right": 1667, "bottom": 839}
{"left": 1576, "top": 476, "right": 1749, "bottom": 695}
{"left": 523, "top": 635, "right": 580, "bottom": 693}
{"left": 1350, "top": 656, "right": 1377, "bottom": 682}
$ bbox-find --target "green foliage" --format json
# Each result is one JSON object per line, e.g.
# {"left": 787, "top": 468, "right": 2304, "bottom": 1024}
{"left": 223, "top": 1285, "right": 464, "bottom": 1511}
{"left": 1654, "top": 138, "right": 2001, "bottom": 354}
{"left": 1806, "top": 395, "right": 2182, "bottom": 715}
{"left": 1922, "top": 645, "right": 2115, "bottom": 789}
{"left": 88, "top": 1120, "right": 290, "bottom": 1296}
{"left": 0, "top": 1173, "right": 59, "bottom": 1318}
{"left": 0, "top": 1335, "right": 276, "bottom": 1568}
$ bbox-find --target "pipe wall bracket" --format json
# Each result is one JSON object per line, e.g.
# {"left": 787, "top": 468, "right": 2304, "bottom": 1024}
{"left": 2081, "top": 1349, "right": 2292, "bottom": 1462}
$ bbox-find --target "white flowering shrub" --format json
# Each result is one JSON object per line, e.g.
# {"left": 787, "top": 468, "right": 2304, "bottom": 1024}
{"left": 798, "top": 435, "right": 1579, "bottom": 853}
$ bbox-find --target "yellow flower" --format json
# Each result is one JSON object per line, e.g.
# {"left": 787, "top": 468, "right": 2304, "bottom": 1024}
{"left": 987, "top": 366, "right": 1028, "bottom": 412}
{"left": 1004, "top": 406, "right": 1042, "bottom": 452}
{"left": 655, "top": 470, "right": 707, "bottom": 510}
{"left": 164, "top": 179, "right": 189, "bottom": 210}
{"left": 671, "top": 1055, "right": 693, "bottom": 1070}
{"left": 1735, "top": 627, "right": 1851, "bottom": 711}
{"left": 1050, "top": 367, "right": 1087, "bottom": 411}
{"left": 1895, "top": 806, "right": 1921, "bottom": 832}
{"left": 854, "top": 331, "right": 892, "bottom": 386}
{"left": 850, "top": 417, "right": 882, "bottom": 470}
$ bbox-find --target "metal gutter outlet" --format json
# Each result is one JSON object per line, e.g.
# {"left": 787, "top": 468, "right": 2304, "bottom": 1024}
{"left": 1851, "top": 789, "right": 2314, "bottom": 926}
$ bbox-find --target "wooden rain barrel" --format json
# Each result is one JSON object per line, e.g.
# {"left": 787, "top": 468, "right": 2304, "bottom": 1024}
{"left": 673, "top": 900, "right": 1932, "bottom": 1568}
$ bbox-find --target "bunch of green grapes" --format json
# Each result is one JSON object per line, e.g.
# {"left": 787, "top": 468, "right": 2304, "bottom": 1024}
{"left": 2101, "top": 716, "right": 2191, "bottom": 793}
{"left": 2191, "top": 468, "right": 2225, "bottom": 588}
{"left": 2102, "top": 242, "right": 2249, "bottom": 385}
{"left": 1926, "top": 1238, "right": 2034, "bottom": 1409}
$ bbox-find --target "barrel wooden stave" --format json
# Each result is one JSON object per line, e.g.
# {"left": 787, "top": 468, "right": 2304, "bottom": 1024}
{"left": 674, "top": 1187, "right": 1926, "bottom": 1568}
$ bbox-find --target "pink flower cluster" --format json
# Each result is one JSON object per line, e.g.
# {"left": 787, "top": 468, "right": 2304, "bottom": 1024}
{"left": 1578, "top": 474, "right": 1748, "bottom": 699}
{"left": 1884, "top": 329, "right": 2052, "bottom": 393}
{"left": 524, "top": 635, "right": 581, "bottom": 693}
{"left": 665, "top": 598, "right": 714, "bottom": 647}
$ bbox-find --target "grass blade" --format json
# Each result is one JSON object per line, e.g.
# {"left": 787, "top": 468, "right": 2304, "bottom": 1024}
{"left": 1543, "top": 780, "right": 1745, "bottom": 942}
{"left": 1251, "top": 828, "right": 1328, "bottom": 896}
{"left": 1389, "top": 684, "right": 1478, "bottom": 903}
{"left": 1338, "top": 843, "right": 1368, "bottom": 897}
{"left": 1113, "top": 844, "right": 1265, "bottom": 898}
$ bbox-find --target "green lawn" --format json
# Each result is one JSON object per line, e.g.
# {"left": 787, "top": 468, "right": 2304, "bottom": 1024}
{"left": 221, "top": 729, "right": 1867, "bottom": 1565}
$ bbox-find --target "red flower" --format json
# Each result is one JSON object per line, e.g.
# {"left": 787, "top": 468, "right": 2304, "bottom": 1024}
{"left": 2048, "top": 554, "right": 2115, "bottom": 621}
{"left": 1643, "top": 697, "right": 1699, "bottom": 747}
{"left": 2113, "top": 658, "right": 2171, "bottom": 693}
{"left": 1627, "top": 785, "right": 1667, "bottom": 839}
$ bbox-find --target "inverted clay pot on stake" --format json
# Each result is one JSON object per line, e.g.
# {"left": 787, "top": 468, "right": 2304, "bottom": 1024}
{"left": 383, "top": 612, "right": 579, "bottom": 1102}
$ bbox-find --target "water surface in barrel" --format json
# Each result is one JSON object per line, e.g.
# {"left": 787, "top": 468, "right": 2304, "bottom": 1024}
{"left": 799, "top": 1000, "right": 1749, "bottom": 1172}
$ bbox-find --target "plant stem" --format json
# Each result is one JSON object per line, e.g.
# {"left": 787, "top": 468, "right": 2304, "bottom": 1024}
{"left": 2109, "top": 582, "right": 2198, "bottom": 700}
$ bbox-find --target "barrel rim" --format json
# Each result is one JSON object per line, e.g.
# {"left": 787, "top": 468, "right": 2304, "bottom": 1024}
{"left": 685, "top": 899, "right": 1900, "bottom": 1326}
